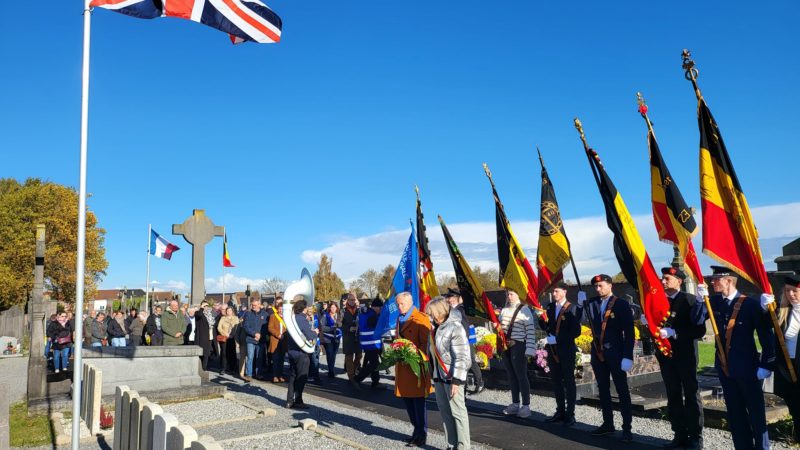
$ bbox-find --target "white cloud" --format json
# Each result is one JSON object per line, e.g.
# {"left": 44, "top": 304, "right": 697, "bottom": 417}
{"left": 301, "top": 202, "right": 800, "bottom": 282}
{"left": 150, "top": 280, "right": 189, "bottom": 291}
{"left": 204, "top": 273, "right": 265, "bottom": 293}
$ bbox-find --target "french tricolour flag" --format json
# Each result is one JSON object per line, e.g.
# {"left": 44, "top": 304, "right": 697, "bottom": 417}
{"left": 150, "top": 229, "right": 180, "bottom": 260}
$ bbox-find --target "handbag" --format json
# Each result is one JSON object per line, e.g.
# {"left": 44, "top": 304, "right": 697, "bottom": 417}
{"left": 56, "top": 335, "right": 72, "bottom": 345}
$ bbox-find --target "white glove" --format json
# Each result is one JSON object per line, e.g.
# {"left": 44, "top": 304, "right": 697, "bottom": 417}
{"left": 760, "top": 293, "right": 775, "bottom": 311}
{"left": 757, "top": 368, "right": 772, "bottom": 380}
{"left": 639, "top": 314, "right": 648, "bottom": 326}
{"left": 546, "top": 335, "right": 557, "bottom": 345}
{"left": 577, "top": 291, "right": 587, "bottom": 306}
{"left": 696, "top": 283, "right": 709, "bottom": 299}
{"left": 621, "top": 358, "right": 633, "bottom": 372}
{"left": 659, "top": 327, "right": 676, "bottom": 339}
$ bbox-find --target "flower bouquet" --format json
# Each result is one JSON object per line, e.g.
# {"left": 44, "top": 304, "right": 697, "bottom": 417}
{"left": 377, "top": 338, "right": 428, "bottom": 378}
{"left": 534, "top": 348, "right": 550, "bottom": 373}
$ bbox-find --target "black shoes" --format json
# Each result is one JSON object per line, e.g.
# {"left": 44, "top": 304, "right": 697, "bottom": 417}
{"left": 590, "top": 424, "right": 615, "bottom": 436}
{"left": 621, "top": 430, "right": 633, "bottom": 443}
{"left": 545, "top": 413, "right": 565, "bottom": 423}
{"left": 405, "top": 438, "right": 425, "bottom": 447}
{"left": 662, "top": 436, "right": 686, "bottom": 449}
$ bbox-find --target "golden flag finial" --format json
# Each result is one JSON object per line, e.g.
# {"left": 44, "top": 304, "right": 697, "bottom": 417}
{"left": 414, "top": 184, "right": 420, "bottom": 201}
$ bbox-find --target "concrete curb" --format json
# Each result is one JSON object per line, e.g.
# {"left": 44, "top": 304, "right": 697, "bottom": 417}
{"left": 215, "top": 427, "right": 300, "bottom": 444}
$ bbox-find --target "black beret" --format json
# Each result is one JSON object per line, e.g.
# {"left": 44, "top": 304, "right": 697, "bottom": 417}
{"left": 591, "top": 274, "right": 612, "bottom": 285}
{"left": 371, "top": 297, "right": 384, "bottom": 308}
{"left": 785, "top": 274, "right": 800, "bottom": 288}
{"left": 707, "top": 265, "right": 737, "bottom": 278}
{"left": 661, "top": 267, "right": 686, "bottom": 280}
{"left": 444, "top": 287, "right": 461, "bottom": 298}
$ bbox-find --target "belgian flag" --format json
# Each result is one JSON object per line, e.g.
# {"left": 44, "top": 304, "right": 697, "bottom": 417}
{"left": 697, "top": 98, "right": 772, "bottom": 293}
{"left": 576, "top": 119, "right": 672, "bottom": 357}
{"left": 640, "top": 98, "right": 704, "bottom": 281}
{"left": 483, "top": 164, "right": 543, "bottom": 315}
{"left": 535, "top": 150, "right": 572, "bottom": 295}
{"left": 223, "top": 232, "right": 235, "bottom": 268}
{"left": 439, "top": 215, "right": 508, "bottom": 351}
{"left": 415, "top": 186, "right": 439, "bottom": 310}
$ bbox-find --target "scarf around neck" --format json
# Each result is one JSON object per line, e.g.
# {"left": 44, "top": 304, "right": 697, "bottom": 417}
{"left": 399, "top": 307, "right": 415, "bottom": 324}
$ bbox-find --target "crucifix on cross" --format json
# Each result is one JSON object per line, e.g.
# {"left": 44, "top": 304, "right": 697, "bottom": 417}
{"left": 173, "top": 209, "right": 224, "bottom": 305}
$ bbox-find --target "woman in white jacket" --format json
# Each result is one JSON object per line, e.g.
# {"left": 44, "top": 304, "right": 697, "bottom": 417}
{"left": 426, "top": 296, "right": 471, "bottom": 450}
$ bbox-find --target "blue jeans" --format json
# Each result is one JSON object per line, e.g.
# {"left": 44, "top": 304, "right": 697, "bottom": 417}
{"left": 309, "top": 344, "right": 320, "bottom": 379}
{"left": 246, "top": 342, "right": 261, "bottom": 377}
{"left": 44, "top": 339, "right": 51, "bottom": 358}
{"left": 53, "top": 346, "right": 70, "bottom": 371}
{"left": 324, "top": 341, "right": 339, "bottom": 375}
{"left": 111, "top": 337, "right": 126, "bottom": 347}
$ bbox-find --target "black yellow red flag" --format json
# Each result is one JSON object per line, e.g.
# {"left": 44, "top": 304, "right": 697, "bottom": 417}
{"left": 482, "top": 164, "right": 543, "bottom": 316}
{"left": 439, "top": 215, "right": 508, "bottom": 351}
{"left": 682, "top": 48, "right": 795, "bottom": 381}
{"left": 415, "top": 186, "right": 439, "bottom": 310}
{"left": 575, "top": 118, "right": 672, "bottom": 357}
{"left": 535, "top": 150, "right": 572, "bottom": 295}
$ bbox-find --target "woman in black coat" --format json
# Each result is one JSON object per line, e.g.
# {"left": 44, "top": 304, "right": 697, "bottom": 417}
{"left": 194, "top": 301, "right": 213, "bottom": 371}
{"left": 46, "top": 313, "right": 73, "bottom": 373}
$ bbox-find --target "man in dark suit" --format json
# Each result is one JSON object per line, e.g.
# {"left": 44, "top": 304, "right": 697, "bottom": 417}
{"left": 645, "top": 267, "right": 707, "bottom": 450}
{"left": 700, "top": 265, "right": 775, "bottom": 450}
{"left": 580, "top": 274, "right": 635, "bottom": 443}
{"left": 540, "top": 281, "right": 585, "bottom": 426}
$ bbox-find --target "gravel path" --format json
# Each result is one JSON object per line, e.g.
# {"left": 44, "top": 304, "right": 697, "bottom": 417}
{"left": 222, "top": 430, "right": 352, "bottom": 450}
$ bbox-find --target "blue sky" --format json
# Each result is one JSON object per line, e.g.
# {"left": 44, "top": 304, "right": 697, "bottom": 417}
{"left": 2, "top": 1, "right": 799, "bottom": 295}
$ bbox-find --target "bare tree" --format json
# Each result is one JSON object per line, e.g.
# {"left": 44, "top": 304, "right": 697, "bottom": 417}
{"left": 262, "top": 276, "right": 288, "bottom": 294}
{"left": 377, "top": 264, "right": 396, "bottom": 297}
{"left": 353, "top": 268, "right": 380, "bottom": 297}
{"left": 436, "top": 273, "right": 456, "bottom": 293}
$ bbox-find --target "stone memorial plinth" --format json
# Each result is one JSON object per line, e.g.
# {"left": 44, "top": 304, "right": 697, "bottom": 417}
{"left": 82, "top": 346, "right": 204, "bottom": 396}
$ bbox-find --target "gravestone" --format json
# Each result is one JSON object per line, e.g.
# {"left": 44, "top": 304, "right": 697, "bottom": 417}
{"left": 172, "top": 210, "right": 224, "bottom": 305}
{"left": 120, "top": 390, "right": 140, "bottom": 450}
{"left": 87, "top": 365, "right": 102, "bottom": 435}
{"left": 140, "top": 403, "right": 164, "bottom": 450}
{"left": 113, "top": 386, "right": 130, "bottom": 450}
{"left": 153, "top": 413, "right": 179, "bottom": 450}
{"left": 0, "top": 384, "right": 9, "bottom": 450}
{"left": 129, "top": 396, "right": 149, "bottom": 450}
{"left": 166, "top": 425, "right": 198, "bottom": 450}
{"left": 191, "top": 436, "right": 223, "bottom": 450}
{"left": 26, "top": 225, "right": 48, "bottom": 400}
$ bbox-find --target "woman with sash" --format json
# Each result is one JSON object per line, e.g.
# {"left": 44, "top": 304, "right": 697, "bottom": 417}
{"left": 426, "top": 296, "right": 471, "bottom": 450}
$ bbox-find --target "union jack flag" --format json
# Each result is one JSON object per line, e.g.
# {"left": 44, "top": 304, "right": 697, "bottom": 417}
{"left": 91, "top": 0, "right": 282, "bottom": 44}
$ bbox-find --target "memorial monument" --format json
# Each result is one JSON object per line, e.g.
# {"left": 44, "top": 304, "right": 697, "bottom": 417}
{"left": 27, "top": 225, "right": 47, "bottom": 400}
{"left": 172, "top": 210, "right": 224, "bottom": 305}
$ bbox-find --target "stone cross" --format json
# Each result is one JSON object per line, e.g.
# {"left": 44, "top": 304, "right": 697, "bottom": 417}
{"left": 27, "top": 224, "right": 47, "bottom": 400}
{"left": 172, "top": 210, "right": 224, "bottom": 305}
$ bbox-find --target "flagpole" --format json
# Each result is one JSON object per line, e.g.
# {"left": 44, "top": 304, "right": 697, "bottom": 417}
{"left": 71, "top": 1, "right": 92, "bottom": 448}
{"left": 146, "top": 224, "right": 152, "bottom": 314}
{"left": 682, "top": 49, "right": 795, "bottom": 382}
{"left": 222, "top": 228, "right": 226, "bottom": 306}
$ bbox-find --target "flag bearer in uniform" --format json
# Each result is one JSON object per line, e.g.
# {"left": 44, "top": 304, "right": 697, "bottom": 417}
{"left": 774, "top": 274, "right": 800, "bottom": 444}
{"left": 540, "top": 282, "right": 585, "bottom": 426}
{"left": 580, "top": 274, "right": 635, "bottom": 443}
{"left": 646, "top": 267, "right": 707, "bottom": 450}
{"left": 700, "top": 266, "right": 775, "bottom": 450}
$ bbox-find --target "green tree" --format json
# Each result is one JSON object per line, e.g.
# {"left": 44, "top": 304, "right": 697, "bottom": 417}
{"left": 377, "top": 264, "right": 395, "bottom": 297}
{"left": 0, "top": 178, "right": 108, "bottom": 309}
{"left": 312, "top": 254, "right": 344, "bottom": 301}
{"left": 472, "top": 265, "right": 500, "bottom": 291}
{"left": 353, "top": 268, "right": 380, "bottom": 297}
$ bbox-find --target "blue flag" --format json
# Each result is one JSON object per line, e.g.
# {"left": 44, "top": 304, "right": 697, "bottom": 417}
{"left": 373, "top": 226, "right": 420, "bottom": 341}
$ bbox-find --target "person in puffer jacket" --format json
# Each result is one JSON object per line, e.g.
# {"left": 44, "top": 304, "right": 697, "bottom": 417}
{"left": 425, "top": 296, "right": 471, "bottom": 450}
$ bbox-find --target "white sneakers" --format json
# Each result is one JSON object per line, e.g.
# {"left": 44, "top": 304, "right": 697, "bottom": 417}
{"left": 503, "top": 403, "right": 531, "bottom": 418}
{"left": 55, "top": 369, "right": 60, "bottom": 373}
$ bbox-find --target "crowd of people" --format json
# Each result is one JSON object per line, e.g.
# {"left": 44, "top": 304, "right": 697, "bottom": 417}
{"left": 40, "top": 265, "right": 800, "bottom": 450}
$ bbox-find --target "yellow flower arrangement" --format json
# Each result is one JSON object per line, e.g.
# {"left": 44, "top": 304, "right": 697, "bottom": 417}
{"left": 575, "top": 334, "right": 593, "bottom": 354}
{"left": 475, "top": 351, "right": 490, "bottom": 369}
{"left": 478, "top": 333, "right": 497, "bottom": 351}
{"left": 580, "top": 325, "right": 592, "bottom": 337}
{"left": 634, "top": 324, "right": 641, "bottom": 341}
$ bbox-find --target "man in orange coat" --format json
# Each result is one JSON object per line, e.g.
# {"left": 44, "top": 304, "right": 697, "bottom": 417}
{"left": 394, "top": 291, "right": 432, "bottom": 448}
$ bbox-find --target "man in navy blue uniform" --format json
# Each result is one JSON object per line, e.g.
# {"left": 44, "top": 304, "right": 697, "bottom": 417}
{"left": 353, "top": 297, "right": 385, "bottom": 390}
{"left": 540, "top": 281, "right": 586, "bottom": 426}
{"left": 578, "top": 274, "right": 635, "bottom": 442}
{"left": 699, "top": 265, "right": 775, "bottom": 450}
{"left": 645, "top": 267, "right": 707, "bottom": 450}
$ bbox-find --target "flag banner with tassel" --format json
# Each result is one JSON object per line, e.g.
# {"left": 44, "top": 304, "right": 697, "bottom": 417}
{"left": 576, "top": 119, "right": 672, "bottom": 357}
{"left": 439, "top": 215, "right": 508, "bottom": 352}
{"left": 483, "top": 164, "right": 543, "bottom": 316}
{"left": 535, "top": 149, "right": 572, "bottom": 296}
{"left": 416, "top": 186, "right": 439, "bottom": 311}
{"left": 373, "top": 226, "right": 420, "bottom": 341}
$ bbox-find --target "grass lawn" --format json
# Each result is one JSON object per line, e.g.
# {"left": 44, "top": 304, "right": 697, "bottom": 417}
{"left": 9, "top": 402, "right": 54, "bottom": 447}
{"left": 697, "top": 341, "right": 716, "bottom": 371}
